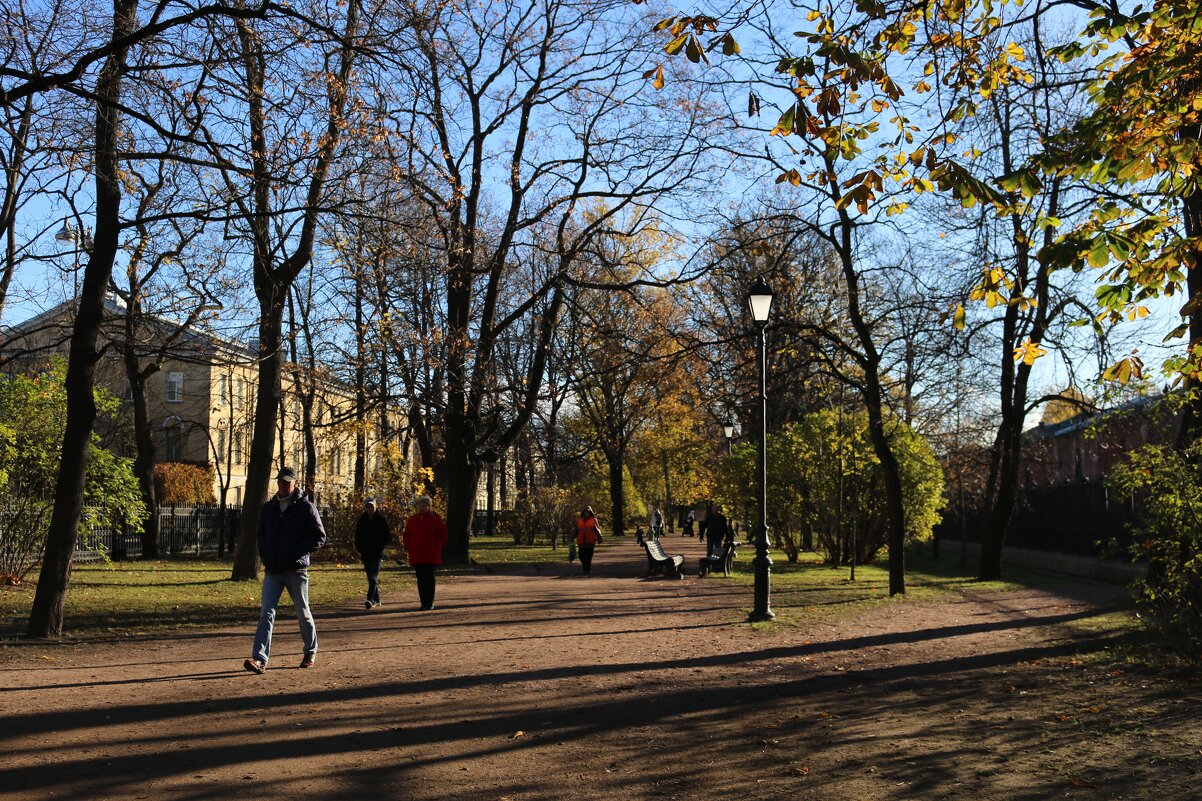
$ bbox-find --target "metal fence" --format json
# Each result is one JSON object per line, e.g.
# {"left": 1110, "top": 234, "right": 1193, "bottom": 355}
{"left": 935, "top": 481, "right": 1138, "bottom": 558}
{"left": 76, "top": 504, "right": 242, "bottom": 562}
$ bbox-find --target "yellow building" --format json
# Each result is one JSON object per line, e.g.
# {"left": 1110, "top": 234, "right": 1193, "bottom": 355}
{"left": 2, "top": 297, "right": 397, "bottom": 505}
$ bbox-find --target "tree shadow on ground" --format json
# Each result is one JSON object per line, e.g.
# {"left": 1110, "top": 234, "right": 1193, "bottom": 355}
{"left": 2, "top": 626, "right": 1161, "bottom": 800}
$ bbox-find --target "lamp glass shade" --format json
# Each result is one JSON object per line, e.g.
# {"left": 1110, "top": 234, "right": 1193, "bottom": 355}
{"left": 723, "top": 424, "right": 735, "bottom": 439}
{"left": 55, "top": 222, "right": 78, "bottom": 243}
{"left": 747, "top": 276, "right": 774, "bottom": 323}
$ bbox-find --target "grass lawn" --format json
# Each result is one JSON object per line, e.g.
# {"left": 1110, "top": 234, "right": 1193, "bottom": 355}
{"left": 468, "top": 534, "right": 573, "bottom": 566}
{"left": 716, "top": 543, "right": 1135, "bottom": 635}
{"left": 0, "top": 559, "right": 395, "bottom": 641}
{"left": 0, "top": 535, "right": 573, "bottom": 642}
{"left": 0, "top": 536, "right": 1139, "bottom": 652}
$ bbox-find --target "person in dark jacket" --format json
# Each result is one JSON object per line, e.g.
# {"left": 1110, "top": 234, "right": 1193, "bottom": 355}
{"left": 402, "top": 495, "right": 448, "bottom": 610}
{"left": 706, "top": 504, "right": 729, "bottom": 559}
{"left": 244, "top": 467, "right": 327, "bottom": 674}
{"left": 355, "top": 496, "right": 392, "bottom": 609}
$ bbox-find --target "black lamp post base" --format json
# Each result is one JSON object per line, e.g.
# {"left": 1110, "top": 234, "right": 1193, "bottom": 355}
{"left": 748, "top": 609, "right": 775, "bottom": 622}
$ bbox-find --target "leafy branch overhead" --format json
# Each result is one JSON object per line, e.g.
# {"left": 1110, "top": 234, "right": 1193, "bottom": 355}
{"left": 649, "top": 0, "right": 1202, "bottom": 382}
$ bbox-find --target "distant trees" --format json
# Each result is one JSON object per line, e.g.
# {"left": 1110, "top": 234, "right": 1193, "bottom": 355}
{"left": 350, "top": 0, "right": 728, "bottom": 561}
{"left": 716, "top": 411, "right": 943, "bottom": 567}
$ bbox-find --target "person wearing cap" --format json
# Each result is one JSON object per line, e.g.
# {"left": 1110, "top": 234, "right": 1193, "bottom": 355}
{"left": 575, "top": 506, "right": 603, "bottom": 575}
{"left": 354, "top": 496, "right": 392, "bottom": 609}
{"left": 243, "top": 466, "right": 327, "bottom": 674}
{"left": 402, "top": 495, "right": 448, "bottom": 610}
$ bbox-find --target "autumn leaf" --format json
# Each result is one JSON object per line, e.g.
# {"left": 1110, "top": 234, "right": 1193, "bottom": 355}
{"left": 1013, "top": 338, "right": 1048, "bottom": 366}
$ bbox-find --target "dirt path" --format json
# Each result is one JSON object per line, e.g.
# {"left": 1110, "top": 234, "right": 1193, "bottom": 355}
{"left": 2, "top": 536, "right": 1198, "bottom": 800}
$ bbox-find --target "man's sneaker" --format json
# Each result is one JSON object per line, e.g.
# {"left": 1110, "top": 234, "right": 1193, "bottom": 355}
{"left": 365, "top": 600, "right": 373, "bottom": 609}
{"left": 243, "top": 658, "right": 266, "bottom": 674}
{"left": 300, "top": 654, "right": 316, "bottom": 669}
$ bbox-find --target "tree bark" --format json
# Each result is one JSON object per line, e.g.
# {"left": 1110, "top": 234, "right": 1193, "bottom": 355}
{"left": 1178, "top": 187, "right": 1202, "bottom": 447}
{"left": 27, "top": 0, "right": 138, "bottom": 638}
{"left": 606, "top": 449, "right": 626, "bottom": 539}
{"left": 124, "top": 351, "right": 160, "bottom": 559}
{"left": 231, "top": 295, "right": 286, "bottom": 580}
{"left": 0, "top": 100, "right": 33, "bottom": 326}
{"left": 354, "top": 276, "right": 367, "bottom": 490}
{"left": 442, "top": 444, "right": 478, "bottom": 565}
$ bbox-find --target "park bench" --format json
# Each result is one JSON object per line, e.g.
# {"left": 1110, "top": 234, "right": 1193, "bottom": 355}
{"left": 698, "top": 541, "right": 737, "bottom": 577}
{"left": 643, "top": 539, "right": 685, "bottom": 579}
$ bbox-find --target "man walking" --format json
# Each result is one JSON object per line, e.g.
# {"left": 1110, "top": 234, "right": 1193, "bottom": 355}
{"left": 402, "top": 495, "right": 447, "bottom": 610}
{"left": 243, "top": 467, "right": 327, "bottom": 674}
{"left": 354, "top": 496, "right": 392, "bottom": 609}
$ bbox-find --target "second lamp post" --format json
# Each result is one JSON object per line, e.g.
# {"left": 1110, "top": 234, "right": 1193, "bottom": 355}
{"left": 747, "top": 275, "right": 774, "bottom": 622}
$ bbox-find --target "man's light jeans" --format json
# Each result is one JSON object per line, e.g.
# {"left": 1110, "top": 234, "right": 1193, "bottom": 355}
{"left": 252, "top": 570, "right": 317, "bottom": 665}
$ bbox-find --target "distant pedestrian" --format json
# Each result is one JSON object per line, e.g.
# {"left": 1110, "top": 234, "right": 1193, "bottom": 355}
{"left": 575, "top": 506, "right": 603, "bottom": 574}
{"left": 706, "top": 504, "right": 729, "bottom": 559}
{"left": 651, "top": 508, "right": 663, "bottom": 539}
{"left": 683, "top": 510, "right": 694, "bottom": 538}
{"left": 635, "top": 525, "right": 645, "bottom": 545}
{"left": 354, "top": 496, "right": 392, "bottom": 609}
{"left": 244, "top": 467, "right": 327, "bottom": 674}
{"left": 402, "top": 496, "right": 448, "bottom": 610}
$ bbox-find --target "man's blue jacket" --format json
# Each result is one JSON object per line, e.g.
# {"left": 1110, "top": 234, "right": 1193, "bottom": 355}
{"left": 258, "top": 490, "right": 327, "bottom": 572}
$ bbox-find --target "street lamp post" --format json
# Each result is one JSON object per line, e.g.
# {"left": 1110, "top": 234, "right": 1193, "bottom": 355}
{"left": 747, "top": 276, "right": 775, "bottom": 622}
{"left": 723, "top": 420, "right": 735, "bottom": 455}
{"left": 55, "top": 221, "right": 92, "bottom": 299}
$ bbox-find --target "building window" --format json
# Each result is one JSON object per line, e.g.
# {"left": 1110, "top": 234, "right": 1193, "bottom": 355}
{"left": 165, "top": 372, "right": 184, "bottom": 403}
{"left": 333, "top": 447, "right": 342, "bottom": 475}
{"left": 217, "top": 427, "right": 226, "bottom": 456}
{"left": 164, "top": 425, "right": 181, "bottom": 461}
{"left": 235, "top": 379, "right": 245, "bottom": 410}
{"left": 218, "top": 374, "right": 228, "bottom": 405}
{"left": 234, "top": 430, "right": 244, "bottom": 465}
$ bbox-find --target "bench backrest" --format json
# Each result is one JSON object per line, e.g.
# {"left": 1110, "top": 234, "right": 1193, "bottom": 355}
{"left": 716, "top": 542, "right": 739, "bottom": 558}
{"left": 646, "top": 540, "right": 667, "bottom": 559}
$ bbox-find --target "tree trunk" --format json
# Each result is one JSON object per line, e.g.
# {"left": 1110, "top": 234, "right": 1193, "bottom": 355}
{"left": 230, "top": 297, "right": 287, "bottom": 580}
{"left": 27, "top": 0, "right": 137, "bottom": 637}
{"left": 125, "top": 359, "right": 160, "bottom": 559}
{"left": 354, "top": 279, "right": 367, "bottom": 490}
{"left": 661, "top": 451, "right": 673, "bottom": 532}
{"left": 605, "top": 449, "right": 626, "bottom": 538}
{"left": 1178, "top": 188, "right": 1202, "bottom": 447}
{"left": 862, "top": 380, "right": 906, "bottom": 594}
{"left": 442, "top": 445, "right": 478, "bottom": 565}
{"left": 0, "top": 100, "right": 32, "bottom": 325}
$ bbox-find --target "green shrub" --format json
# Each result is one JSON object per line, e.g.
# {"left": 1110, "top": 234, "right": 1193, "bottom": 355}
{"left": 1106, "top": 443, "right": 1202, "bottom": 654}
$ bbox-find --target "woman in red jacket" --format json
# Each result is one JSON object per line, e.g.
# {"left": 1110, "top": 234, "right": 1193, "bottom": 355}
{"left": 575, "top": 506, "right": 603, "bottom": 575}
{"left": 402, "top": 495, "right": 448, "bottom": 610}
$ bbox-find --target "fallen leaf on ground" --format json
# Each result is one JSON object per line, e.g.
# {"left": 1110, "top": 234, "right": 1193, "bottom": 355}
{"left": 510, "top": 730, "right": 526, "bottom": 739}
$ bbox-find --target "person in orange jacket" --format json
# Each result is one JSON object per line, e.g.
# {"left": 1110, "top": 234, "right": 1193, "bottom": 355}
{"left": 402, "top": 495, "right": 448, "bottom": 610}
{"left": 575, "top": 506, "right": 603, "bottom": 575}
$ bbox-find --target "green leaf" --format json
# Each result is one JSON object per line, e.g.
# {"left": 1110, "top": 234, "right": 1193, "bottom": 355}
{"left": 1163, "top": 322, "right": 1190, "bottom": 342}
